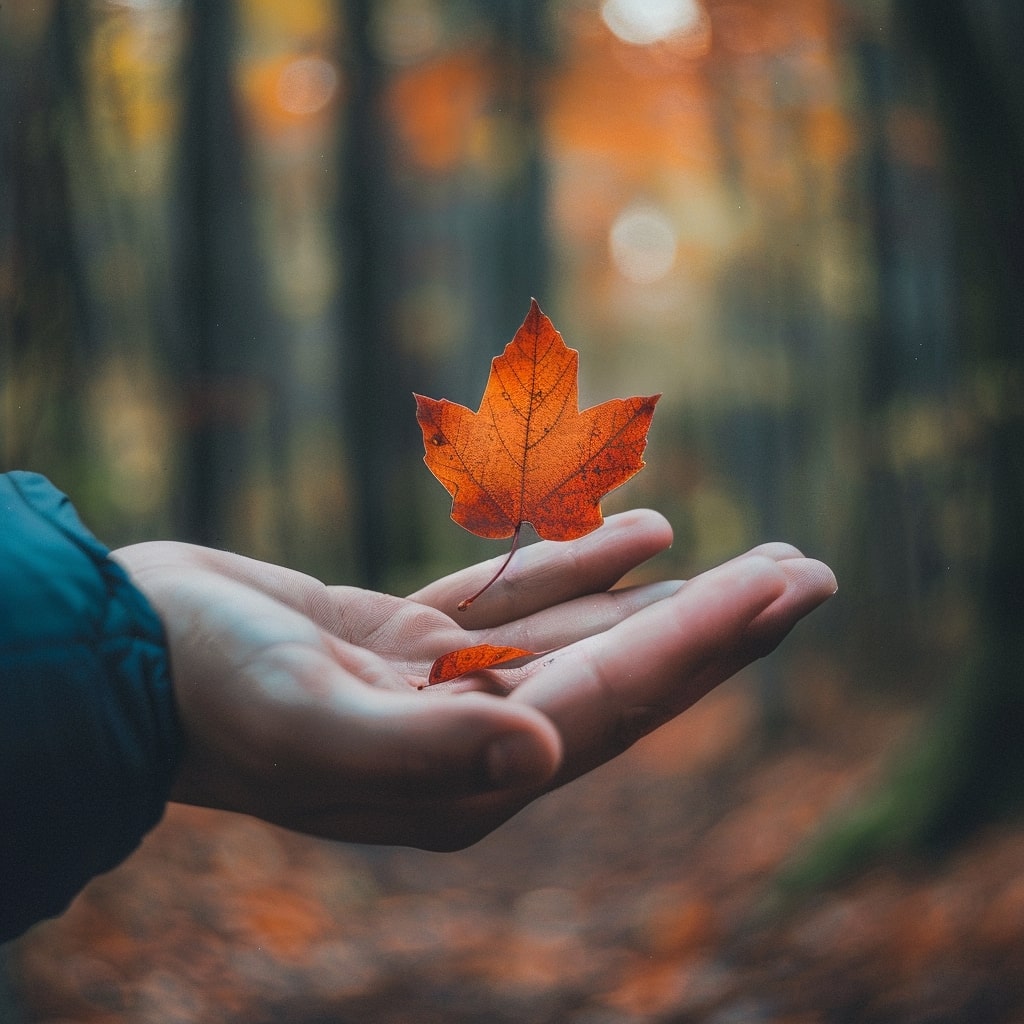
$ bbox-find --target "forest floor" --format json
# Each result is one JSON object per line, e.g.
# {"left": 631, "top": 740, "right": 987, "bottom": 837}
{"left": 8, "top": 658, "right": 1024, "bottom": 1024}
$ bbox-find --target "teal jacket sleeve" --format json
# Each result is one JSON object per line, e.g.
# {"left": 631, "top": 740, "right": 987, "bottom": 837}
{"left": 0, "top": 472, "right": 182, "bottom": 942}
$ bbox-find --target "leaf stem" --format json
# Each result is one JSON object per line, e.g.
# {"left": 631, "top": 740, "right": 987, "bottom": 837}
{"left": 458, "top": 523, "right": 522, "bottom": 612}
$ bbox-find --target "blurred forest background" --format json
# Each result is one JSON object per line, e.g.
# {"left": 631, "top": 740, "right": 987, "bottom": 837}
{"left": 1, "top": 0, "right": 1022, "bottom": 1022}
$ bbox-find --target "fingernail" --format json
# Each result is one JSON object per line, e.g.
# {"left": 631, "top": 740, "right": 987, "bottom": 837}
{"left": 486, "top": 732, "right": 550, "bottom": 789}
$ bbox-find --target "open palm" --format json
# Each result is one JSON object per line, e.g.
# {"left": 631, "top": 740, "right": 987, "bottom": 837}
{"left": 114, "top": 510, "right": 835, "bottom": 850}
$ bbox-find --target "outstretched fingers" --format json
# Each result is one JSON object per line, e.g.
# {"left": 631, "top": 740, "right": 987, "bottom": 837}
{"left": 408, "top": 508, "right": 674, "bottom": 627}
{"left": 510, "top": 551, "right": 837, "bottom": 786}
{"left": 475, "top": 578, "right": 684, "bottom": 660}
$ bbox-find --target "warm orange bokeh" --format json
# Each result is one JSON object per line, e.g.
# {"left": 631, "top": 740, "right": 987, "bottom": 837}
{"left": 386, "top": 50, "right": 492, "bottom": 173}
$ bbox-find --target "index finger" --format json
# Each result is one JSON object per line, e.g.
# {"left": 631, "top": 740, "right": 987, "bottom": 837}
{"left": 408, "top": 508, "right": 674, "bottom": 627}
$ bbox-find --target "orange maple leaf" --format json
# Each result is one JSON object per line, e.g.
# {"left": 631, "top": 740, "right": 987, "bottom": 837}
{"left": 414, "top": 299, "right": 659, "bottom": 613}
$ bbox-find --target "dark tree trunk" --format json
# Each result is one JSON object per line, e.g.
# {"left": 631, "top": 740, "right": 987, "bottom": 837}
{"left": 336, "top": 0, "right": 412, "bottom": 588}
{"left": 0, "top": 7, "right": 93, "bottom": 486}
{"left": 172, "top": 0, "right": 277, "bottom": 550}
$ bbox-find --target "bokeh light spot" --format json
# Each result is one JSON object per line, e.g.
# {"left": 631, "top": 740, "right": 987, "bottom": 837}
{"left": 601, "top": 0, "right": 703, "bottom": 45}
{"left": 276, "top": 56, "right": 338, "bottom": 117}
{"left": 610, "top": 203, "right": 678, "bottom": 284}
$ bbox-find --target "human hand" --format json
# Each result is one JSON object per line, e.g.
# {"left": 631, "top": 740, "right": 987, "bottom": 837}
{"left": 114, "top": 510, "right": 835, "bottom": 850}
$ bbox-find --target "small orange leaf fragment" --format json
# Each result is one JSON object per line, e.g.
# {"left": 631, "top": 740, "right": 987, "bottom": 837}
{"left": 423, "top": 644, "right": 537, "bottom": 687}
